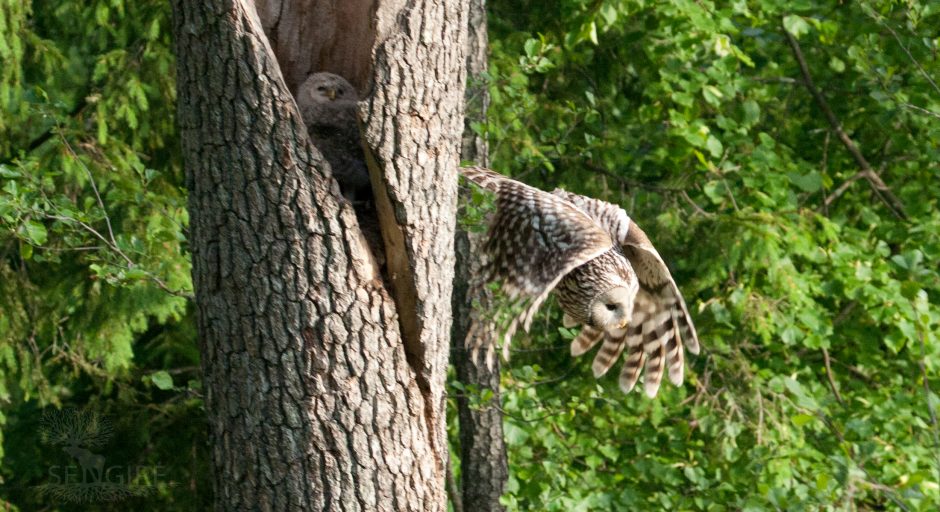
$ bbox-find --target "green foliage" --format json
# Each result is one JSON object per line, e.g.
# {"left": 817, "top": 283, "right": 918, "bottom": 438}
{"left": 0, "top": 1, "right": 206, "bottom": 509}
{"left": 474, "top": 0, "right": 940, "bottom": 510}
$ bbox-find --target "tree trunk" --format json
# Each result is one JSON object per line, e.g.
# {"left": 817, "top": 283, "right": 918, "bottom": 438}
{"left": 452, "top": 1, "right": 509, "bottom": 510}
{"left": 172, "top": 0, "right": 467, "bottom": 509}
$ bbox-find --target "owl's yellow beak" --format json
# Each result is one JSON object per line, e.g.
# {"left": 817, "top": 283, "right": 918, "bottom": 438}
{"left": 326, "top": 88, "right": 336, "bottom": 100}
{"left": 618, "top": 318, "right": 630, "bottom": 329}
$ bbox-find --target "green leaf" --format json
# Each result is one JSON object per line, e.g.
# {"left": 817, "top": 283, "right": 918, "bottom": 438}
{"left": 783, "top": 377, "right": 819, "bottom": 410}
{"left": 0, "top": 165, "right": 22, "bottom": 178}
{"left": 712, "top": 35, "right": 731, "bottom": 57}
{"left": 791, "top": 413, "right": 815, "bottom": 427}
{"left": 524, "top": 39, "right": 539, "bottom": 58}
{"left": 783, "top": 15, "right": 810, "bottom": 38}
{"left": 123, "top": 268, "right": 149, "bottom": 280}
{"left": 22, "top": 220, "right": 48, "bottom": 245}
{"left": 702, "top": 85, "right": 724, "bottom": 106}
{"left": 788, "top": 171, "right": 822, "bottom": 193}
{"left": 742, "top": 100, "right": 760, "bottom": 126}
{"left": 703, "top": 181, "right": 727, "bottom": 204}
{"left": 148, "top": 370, "right": 174, "bottom": 390}
{"left": 599, "top": 4, "right": 617, "bottom": 26}
{"left": 705, "top": 135, "right": 723, "bottom": 158}
{"left": 829, "top": 56, "right": 845, "bottom": 73}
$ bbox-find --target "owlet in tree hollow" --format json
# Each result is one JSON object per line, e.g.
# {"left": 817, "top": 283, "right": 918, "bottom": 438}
{"left": 297, "top": 72, "right": 384, "bottom": 273}
{"left": 297, "top": 72, "right": 372, "bottom": 202}
{"left": 461, "top": 166, "right": 701, "bottom": 397}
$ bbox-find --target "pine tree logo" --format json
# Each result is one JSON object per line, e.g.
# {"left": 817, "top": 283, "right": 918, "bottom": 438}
{"left": 33, "top": 408, "right": 162, "bottom": 503}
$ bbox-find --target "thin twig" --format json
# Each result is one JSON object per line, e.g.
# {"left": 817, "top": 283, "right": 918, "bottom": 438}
{"left": 63, "top": 138, "right": 120, "bottom": 256}
{"left": 901, "top": 103, "right": 940, "bottom": 120}
{"left": 58, "top": 135, "right": 136, "bottom": 267}
{"left": 582, "top": 162, "right": 684, "bottom": 192}
{"left": 822, "top": 171, "right": 869, "bottom": 210}
{"left": 862, "top": 4, "right": 940, "bottom": 97}
{"left": 494, "top": 404, "right": 566, "bottom": 424}
{"left": 756, "top": 388, "right": 765, "bottom": 446}
{"left": 783, "top": 24, "right": 907, "bottom": 220}
{"left": 48, "top": 136, "right": 193, "bottom": 299}
{"left": 680, "top": 189, "right": 714, "bottom": 217}
{"left": 834, "top": 301, "right": 858, "bottom": 326}
{"left": 822, "top": 347, "right": 845, "bottom": 406}
{"left": 820, "top": 131, "right": 830, "bottom": 216}
{"left": 511, "top": 366, "right": 574, "bottom": 389}
{"left": 0, "top": 97, "right": 89, "bottom": 167}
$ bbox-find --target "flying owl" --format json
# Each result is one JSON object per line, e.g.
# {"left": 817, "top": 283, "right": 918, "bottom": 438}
{"left": 461, "top": 166, "right": 700, "bottom": 397}
{"left": 296, "top": 72, "right": 372, "bottom": 201}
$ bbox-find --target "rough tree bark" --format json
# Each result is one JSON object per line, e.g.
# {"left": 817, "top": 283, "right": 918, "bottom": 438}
{"left": 451, "top": 1, "right": 509, "bottom": 510}
{"left": 172, "top": 0, "right": 467, "bottom": 509}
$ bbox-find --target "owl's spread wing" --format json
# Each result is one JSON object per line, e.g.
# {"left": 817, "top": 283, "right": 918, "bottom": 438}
{"left": 553, "top": 189, "right": 700, "bottom": 396}
{"left": 461, "top": 167, "right": 615, "bottom": 349}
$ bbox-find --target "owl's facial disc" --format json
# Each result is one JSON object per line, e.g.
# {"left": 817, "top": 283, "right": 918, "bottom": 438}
{"left": 590, "top": 286, "right": 636, "bottom": 331}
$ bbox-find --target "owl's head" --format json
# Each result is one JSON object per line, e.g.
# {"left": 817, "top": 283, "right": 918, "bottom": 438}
{"left": 589, "top": 285, "right": 638, "bottom": 331}
{"left": 298, "top": 72, "right": 357, "bottom": 103}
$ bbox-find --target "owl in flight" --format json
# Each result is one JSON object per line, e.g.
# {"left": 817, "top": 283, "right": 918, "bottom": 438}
{"left": 462, "top": 166, "right": 700, "bottom": 397}
{"left": 296, "top": 72, "right": 372, "bottom": 201}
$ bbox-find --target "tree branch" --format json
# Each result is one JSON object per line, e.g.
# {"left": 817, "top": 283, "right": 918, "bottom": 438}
{"left": 822, "top": 347, "right": 845, "bottom": 406}
{"left": 783, "top": 25, "right": 907, "bottom": 220}
{"left": 862, "top": 4, "right": 940, "bottom": 98}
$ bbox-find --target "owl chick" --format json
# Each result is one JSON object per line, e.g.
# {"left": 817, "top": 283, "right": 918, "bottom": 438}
{"left": 296, "top": 72, "right": 372, "bottom": 202}
{"left": 297, "top": 72, "right": 384, "bottom": 273}
{"left": 461, "top": 166, "right": 700, "bottom": 397}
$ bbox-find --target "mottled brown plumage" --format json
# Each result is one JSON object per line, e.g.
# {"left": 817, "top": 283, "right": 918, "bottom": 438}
{"left": 462, "top": 166, "right": 700, "bottom": 397}
{"left": 296, "top": 72, "right": 371, "bottom": 201}
{"left": 297, "top": 72, "right": 384, "bottom": 271}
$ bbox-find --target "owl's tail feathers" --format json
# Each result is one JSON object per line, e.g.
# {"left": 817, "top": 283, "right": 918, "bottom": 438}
{"left": 591, "top": 328, "right": 629, "bottom": 378}
{"left": 465, "top": 312, "right": 497, "bottom": 370}
{"left": 643, "top": 335, "right": 667, "bottom": 398}
{"left": 466, "top": 293, "right": 547, "bottom": 368}
{"left": 463, "top": 275, "right": 503, "bottom": 370}
{"left": 459, "top": 166, "right": 505, "bottom": 193}
{"left": 619, "top": 342, "right": 646, "bottom": 393}
{"left": 665, "top": 314, "right": 685, "bottom": 386}
{"left": 677, "top": 305, "right": 700, "bottom": 355}
{"left": 570, "top": 325, "right": 603, "bottom": 357}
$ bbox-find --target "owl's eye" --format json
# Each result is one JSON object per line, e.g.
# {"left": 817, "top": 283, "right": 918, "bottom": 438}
{"left": 336, "top": 90, "right": 344, "bottom": 96}
{"left": 605, "top": 303, "right": 617, "bottom": 311}
{"left": 317, "top": 86, "right": 327, "bottom": 92}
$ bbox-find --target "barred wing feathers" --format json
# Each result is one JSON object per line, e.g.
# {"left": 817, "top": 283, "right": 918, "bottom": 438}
{"left": 460, "top": 167, "right": 615, "bottom": 351}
